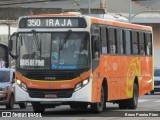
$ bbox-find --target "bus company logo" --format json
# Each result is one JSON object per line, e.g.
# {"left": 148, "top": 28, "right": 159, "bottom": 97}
{"left": 29, "top": 82, "right": 38, "bottom": 87}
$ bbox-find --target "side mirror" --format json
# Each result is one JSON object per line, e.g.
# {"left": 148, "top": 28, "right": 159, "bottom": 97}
{"left": 8, "top": 32, "right": 20, "bottom": 59}
{"left": 8, "top": 40, "right": 13, "bottom": 51}
{"left": 12, "top": 79, "right": 15, "bottom": 84}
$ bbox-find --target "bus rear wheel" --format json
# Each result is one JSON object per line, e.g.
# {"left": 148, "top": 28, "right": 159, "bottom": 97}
{"left": 91, "top": 86, "right": 105, "bottom": 113}
{"left": 128, "top": 83, "right": 138, "bottom": 109}
{"left": 32, "top": 102, "right": 45, "bottom": 113}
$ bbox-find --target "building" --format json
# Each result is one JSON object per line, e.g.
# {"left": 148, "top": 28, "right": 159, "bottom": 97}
{"left": 0, "top": 0, "right": 160, "bottom": 67}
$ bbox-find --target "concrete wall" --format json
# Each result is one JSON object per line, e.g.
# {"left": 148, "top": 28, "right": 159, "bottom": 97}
{"left": 0, "top": 8, "right": 104, "bottom": 20}
{"left": 0, "top": 8, "right": 62, "bottom": 20}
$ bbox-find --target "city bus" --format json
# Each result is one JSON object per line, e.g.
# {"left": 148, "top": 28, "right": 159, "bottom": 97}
{"left": 8, "top": 12, "right": 153, "bottom": 112}
{"left": 0, "top": 43, "right": 8, "bottom": 68}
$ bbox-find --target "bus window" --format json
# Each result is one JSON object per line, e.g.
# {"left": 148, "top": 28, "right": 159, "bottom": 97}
{"left": 125, "top": 30, "right": 131, "bottom": 55}
{"left": 117, "top": 29, "right": 124, "bottom": 55}
{"left": 100, "top": 26, "right": 108, "bottom": 54}
{"left": 149, "top": 34, "right": 152, "bottom": 55}
{"left": 145, "top": 33, "right": 152, "bottom": 56}
{"left": 139, "top": 32, "right": 145, "bottom": 55}
{"left": 109, "top": 28, "right": 116, "bottom": 54}
{"left": 132, "top": 31, "right": 139, "bottom": 55}
{"left": 92, "top": 36, "right": 100, "bottom": 59}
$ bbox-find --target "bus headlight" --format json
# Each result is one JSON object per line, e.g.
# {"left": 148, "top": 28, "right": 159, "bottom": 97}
{"left": 16, "top": 79, "right": 27, "bottom": 91}
{"left": 74, "top": 79, "right": 89, "bottom": 91}
{"left": 16, "top": 79, "right": 21, "bottom": 85}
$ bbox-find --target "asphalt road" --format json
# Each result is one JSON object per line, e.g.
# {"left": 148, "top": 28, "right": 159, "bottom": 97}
{"left": 1, "top": 93, "right": 160, "bottom": 119}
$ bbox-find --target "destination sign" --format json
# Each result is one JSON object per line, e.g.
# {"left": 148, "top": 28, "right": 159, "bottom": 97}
{"left": 19, "top": 17, "right": 87, "bottom": 28}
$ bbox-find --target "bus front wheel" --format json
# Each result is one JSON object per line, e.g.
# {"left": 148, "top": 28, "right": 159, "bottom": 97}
{"left": 91, "top": 86, "right": 105, "bottom": 113}
{"left": 32, "top": 102, "right": 45, "bottom": 113}
{"left": 70, "top": 103, "right": 88, "bottom": 109}
{"left": 19, "top": 102, "right": 27, "bottom": 109}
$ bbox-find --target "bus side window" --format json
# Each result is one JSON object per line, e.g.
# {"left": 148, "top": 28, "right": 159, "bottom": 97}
{"left": 117, "top": 29, "right": 124, "bottom": 55}
{"left": 109, "top": 28, "right": 117, "bottom": 54}
{"left": 100, "top": 26, "right": 108, "bottom": 54}
{"left": 131, "top": 31, "right": 139, "bottom": 55}
{"left": 125, "top": 30, "right": 131, "bottom": 55}
{"left": 149, "top": 34, "right": 152, "bottom": 55}
{"left": 145, "top": 33, "right": 152, "bottom": 56}
{"left": 139, "top": 32, "right": 145, "bottom": 55}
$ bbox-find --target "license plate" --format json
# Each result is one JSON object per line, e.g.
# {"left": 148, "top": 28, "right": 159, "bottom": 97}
{"left": 44, "top": 94, "right": 57, "bottom": 98}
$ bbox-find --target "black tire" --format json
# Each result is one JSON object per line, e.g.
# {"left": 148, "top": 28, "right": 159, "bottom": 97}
{"left": 19, "top": 102, "right": 27, "bottom": 109}
{"left": 6, "top": 94, "right": 14, "bottom": 110}
{"left": 91, "top": 86, "right": 105, "bottom": 113}
{"left": 32, "top": 102, "right": 45, "bottom": 113}
{"left": 70, "top": 104, "right": 79, "bottom": 109}
{"left": 128, "top": 83, "right": 138, "bottom": 109}
{"left": 150, "top": 91, "right": 154, "bottom": 95}
{"left": 145, "top": 92, "right": 148, "bottom": 95}
{"left": 70, "top": 103, "right": 88, "bottom": 110}
{"left": 119, "top": 100, "right": 128, "bottom": 109}
{"left": 79, "top": 103, "right": 88, "bottom": 109}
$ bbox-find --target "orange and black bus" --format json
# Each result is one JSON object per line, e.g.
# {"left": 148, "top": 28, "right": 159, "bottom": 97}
{"left": 8, "top": 12, "right": 153, "bottom": 112}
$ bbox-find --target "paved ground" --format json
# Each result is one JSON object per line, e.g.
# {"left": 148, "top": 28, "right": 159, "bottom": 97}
{"left": 1, "top": 93, "right": 160, "bottom": 119}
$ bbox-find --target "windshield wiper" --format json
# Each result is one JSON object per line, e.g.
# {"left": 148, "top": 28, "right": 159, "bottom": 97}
{"left": 59, "top": 30, "right": 72, "bottom": 50}
{"left": 32, "top": 30, "right": 42, "bottom": 59}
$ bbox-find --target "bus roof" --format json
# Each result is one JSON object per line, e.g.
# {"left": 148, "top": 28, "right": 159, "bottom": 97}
{"left": 20, "top": 13, "right": 152, "bottom": 32}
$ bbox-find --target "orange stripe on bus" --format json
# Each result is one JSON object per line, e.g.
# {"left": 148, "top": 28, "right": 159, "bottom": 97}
{"left": 91, "top": 18, "right": 152, "bottom": 31}
{"left": 15, "top": 70, "right": 91, "bottom": 90}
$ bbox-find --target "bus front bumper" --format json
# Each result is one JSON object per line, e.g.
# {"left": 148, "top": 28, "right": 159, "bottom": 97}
{"left": 14, "top": 80, "right": 92, "bottom": 103}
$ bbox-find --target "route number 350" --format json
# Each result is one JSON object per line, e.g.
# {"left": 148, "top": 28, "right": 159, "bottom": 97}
{"left": 27, "top": 19, "right": 41, "bottom": 27}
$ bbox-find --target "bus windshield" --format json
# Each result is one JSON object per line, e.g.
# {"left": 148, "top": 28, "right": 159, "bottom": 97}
{"left": 19, "top": 32, "right": 90, "bottom": 70}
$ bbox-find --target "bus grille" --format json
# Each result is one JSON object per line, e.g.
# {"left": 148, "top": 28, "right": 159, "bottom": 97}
{"left": 17, "top": 69, "right": 81, "bottom": 80}
{"left": 28, "top": 89, "right": 74, "bottom": 98}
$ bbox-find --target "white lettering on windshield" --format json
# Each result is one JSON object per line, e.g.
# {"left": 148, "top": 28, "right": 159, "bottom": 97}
{"left": 20, "top": 59, "right": 44, "bottom": 66}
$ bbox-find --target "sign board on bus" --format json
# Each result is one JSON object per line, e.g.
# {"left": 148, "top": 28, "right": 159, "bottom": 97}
{"left": 19, "top": 17, "right": 87, "bottom": 28}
